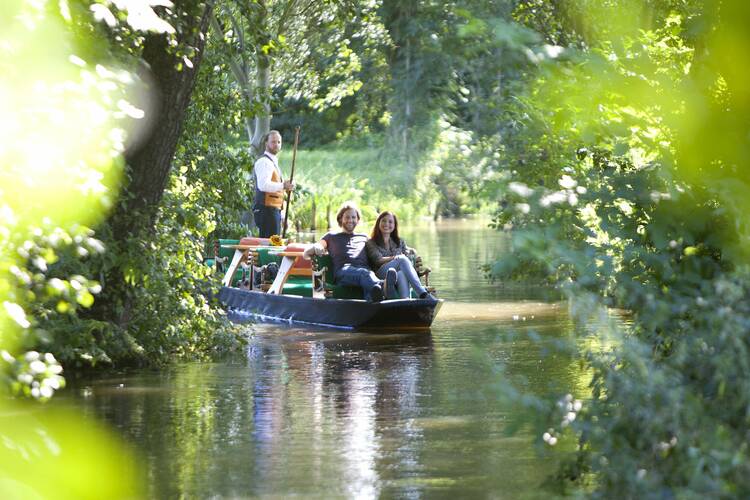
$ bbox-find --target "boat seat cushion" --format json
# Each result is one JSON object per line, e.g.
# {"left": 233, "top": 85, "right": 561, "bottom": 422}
{"left": 239, "top": 236, "right": 271, "bottom": 247}
{"left": 284, "top": 243, "right": 313, "bottom": 271}
{"left": 279, "top": 275, "right": 316, "bottom": 297}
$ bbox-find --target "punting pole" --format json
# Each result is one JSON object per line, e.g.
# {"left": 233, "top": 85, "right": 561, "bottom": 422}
{"left": 282, "top": 125, "right": 300, "bottom": 239}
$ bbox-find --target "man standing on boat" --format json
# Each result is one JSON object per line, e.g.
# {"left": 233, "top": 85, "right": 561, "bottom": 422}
{"left": 252, "top": 130, "right": 295, "bottom": 237}
{"left": 303, "top": 201, "right": 387, "bottom": 302}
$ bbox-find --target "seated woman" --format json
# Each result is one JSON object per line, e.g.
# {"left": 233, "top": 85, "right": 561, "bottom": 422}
{"left": 365, "top": 211, "right": 432, "bottom": 300}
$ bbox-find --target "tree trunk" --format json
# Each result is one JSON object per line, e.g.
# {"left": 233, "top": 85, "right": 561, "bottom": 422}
{"left": 111, "top": 1, "right": 215, "bottom": 240}
{"left": 94, "top": 1, "right": 215, "bottom": 328}
{"left": 250, "top": 53, "right": 272, "bottom": 155}
{"left": 403, "top": 37, "right": 411, "bottom": 154}
{"left": 209, "top": 12, "right": 256, "bottom": 147}
{"left": 247, "top": 0, "right": 272, "bottom": 156}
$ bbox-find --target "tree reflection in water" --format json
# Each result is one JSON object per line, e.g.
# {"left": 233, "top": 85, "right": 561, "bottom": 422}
{"left": 56, "top": 221, "right": 595, "bottom": 498}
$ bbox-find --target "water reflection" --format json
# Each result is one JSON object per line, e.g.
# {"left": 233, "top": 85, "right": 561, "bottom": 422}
{"left": 57, "top": 220, "right": 594, "bottom": 498}
{"left": 244, "top": 326, "right": 435, "bottom": 498}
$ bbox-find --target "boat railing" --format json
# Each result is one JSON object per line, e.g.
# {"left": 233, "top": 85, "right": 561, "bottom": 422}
{"left": 412, "top": 254, "right": 432, "bottom": 289}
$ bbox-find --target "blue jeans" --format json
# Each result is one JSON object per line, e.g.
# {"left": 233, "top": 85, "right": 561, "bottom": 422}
{"left": 253, "top": 205, "right": 281, "bottom": 238}
{"left": 336, "top": 265, "right": 380, "bottom": 300}
{"left": 376, "top": 255, "right": 427, "bottom": 298}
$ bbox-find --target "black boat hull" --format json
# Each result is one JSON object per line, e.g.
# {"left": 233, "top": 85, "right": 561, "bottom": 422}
{"left": 218, "top": 286, "right": 442, "bottom": 330}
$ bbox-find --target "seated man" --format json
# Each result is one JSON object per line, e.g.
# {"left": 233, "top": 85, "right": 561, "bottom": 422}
{"left": 303, "top": 201, "right": 385, "bottom": 302}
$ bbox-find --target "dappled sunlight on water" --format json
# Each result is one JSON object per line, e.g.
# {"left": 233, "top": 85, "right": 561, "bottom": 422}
{"left": 436, "top": 300, "right": 564, "bottom": 322}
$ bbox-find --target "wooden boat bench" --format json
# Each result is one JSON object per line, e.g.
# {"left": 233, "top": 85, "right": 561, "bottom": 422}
{"left": 240, "top": 249, "right": 362, "bottom": 299}
{"left": 205, "top": 238, "right": 241, "bottom": 278}
{"left": 253, "top": 245, "right": 315, "bottom": 296}
{"left": 411, "top": 254, "right": 432, "bottom": 289}
{"left": 218, "top": 237, "right": 316, "bottom": 290}
{"left": 220, "top": 237, "right": 272, "bottom": 287}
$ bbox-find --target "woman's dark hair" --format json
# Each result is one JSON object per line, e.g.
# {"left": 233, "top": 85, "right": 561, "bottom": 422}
{"left": 370, "top": 211, "right": 401, "bottom": 247}
{"left": 335, "top": 201, "right": 361, "bottom": 227}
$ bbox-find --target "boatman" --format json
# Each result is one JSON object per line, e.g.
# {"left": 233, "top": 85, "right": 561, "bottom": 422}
{"left": 252, "top": 130, "right": 295, "bottom": 237}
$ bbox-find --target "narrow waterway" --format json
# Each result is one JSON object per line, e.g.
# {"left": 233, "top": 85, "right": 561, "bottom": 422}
{"left": 61, "top": 219, "right": 597, "bottom": 499}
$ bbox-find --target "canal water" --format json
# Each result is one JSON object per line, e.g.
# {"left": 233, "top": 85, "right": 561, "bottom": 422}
{"left": 61, "top": 220, "right": 596, "bottom": 498}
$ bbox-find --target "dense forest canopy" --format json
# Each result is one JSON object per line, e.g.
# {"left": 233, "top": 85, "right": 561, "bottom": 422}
{"left": 2, "top": 0, "right": 750, "bottom": 497}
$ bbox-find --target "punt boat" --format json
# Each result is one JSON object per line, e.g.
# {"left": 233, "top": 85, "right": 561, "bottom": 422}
{"left": 211, "top": 237, "right": 442, "bottom": 330}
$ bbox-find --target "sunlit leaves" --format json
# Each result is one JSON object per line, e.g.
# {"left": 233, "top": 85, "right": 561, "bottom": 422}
{"left": 1, "top": 350, "right": 65, "bottom": 400}
{"left": 495, "top": 1, "right": 750, "bottom": 495}
{"left": 90, "top": 0, "right": 176, "bottom": 34}
{"left": 0, "top": 20, "right": 135, "bottom": 230}
{"left": 0, "top": 0, "right": 156, "bottom": 496}
{"left": 0, "top": 0, "right": 139, "bottom": 366}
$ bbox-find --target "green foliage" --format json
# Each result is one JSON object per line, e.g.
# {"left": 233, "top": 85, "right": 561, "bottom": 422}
{"left": 3, "top": 224, "right": 118, "bottom": 370}
{"left": 1, "top": 350, "right": 65, "bottom": 401}
{"left": 426, "top": 120, "right": 503, "bottom": 217}
{"left": 380, "top": 0, "right": 455, "bottom": 152}
{"left": 177, "top": 55, "right": 254, "bottom": 239}
{"left": 0, "top": 0, "right": 133, "bottom": 390}
{"left": 1, "top": 0, "right": 242, "bottom": 378}
{"left": 290, "top": 147, "right": 430, "bottom": 230}
{"left": 0, "top": 0, "right": 195, "bottom": 496}
{"left": 376, "top": 0, "right": 550, "bottom": 217}
{"left": 487, "top": 0, "right": 750, "bottom": 496}
{"left": 65, "top": 171, "right": 243, "bottom": 369}
{"left": 0, "top": 403, "right": 144, "bottom": 499}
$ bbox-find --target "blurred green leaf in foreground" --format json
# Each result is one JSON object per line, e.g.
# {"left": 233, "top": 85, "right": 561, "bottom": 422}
{"left": 0, "top": 0, "right": 161, "bottom": 496}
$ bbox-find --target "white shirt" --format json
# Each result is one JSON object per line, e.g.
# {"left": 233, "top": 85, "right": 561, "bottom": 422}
{"left": 254, "top": 152, "right": 284, "bottom": 192}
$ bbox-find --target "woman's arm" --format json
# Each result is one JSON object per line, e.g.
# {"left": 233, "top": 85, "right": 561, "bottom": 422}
{"left": 365, "top": 240, "right": 391, "bottom": 267}
{"left": 400, "top": 239, "right": 415, "bottom": 257}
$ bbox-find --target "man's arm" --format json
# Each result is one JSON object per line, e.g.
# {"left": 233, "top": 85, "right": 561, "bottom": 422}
{"left": 255, "top": 157, "right": 285, "bottom": 193}
{"left": 303, "top": 239, "right": 327, "bottom": 260}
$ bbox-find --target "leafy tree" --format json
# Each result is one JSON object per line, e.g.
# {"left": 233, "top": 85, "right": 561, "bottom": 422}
{"left": 0, "top": 0, "right": 205, "bottom": 496}
{"left": 0, "top": 0, "right": 240, "bottom": 372}
{"left": 490, "top": 0, "right": 750, "bottom": 496}
{"left": 376, "top": 0, "right": 545, "bottom": 216}
{"left": 379, "top": 0, "right": 454, "bottom": 157}
{"left": 209, "top": 0, "right": 378, "bottom": 155}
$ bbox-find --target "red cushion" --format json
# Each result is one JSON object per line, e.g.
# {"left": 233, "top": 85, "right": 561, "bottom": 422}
{"left": 240, "top": 237, "right": 270, "bottom": 246}
{"left": 285, "top": 243, "right": 313, "bottom": 269}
